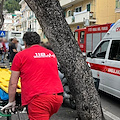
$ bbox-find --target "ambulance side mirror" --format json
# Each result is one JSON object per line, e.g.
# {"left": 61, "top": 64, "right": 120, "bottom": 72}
{"left": 87, "top": 52, "right": 92, "bottom": 57}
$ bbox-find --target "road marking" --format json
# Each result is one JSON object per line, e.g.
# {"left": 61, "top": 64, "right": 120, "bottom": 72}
{"left": 103, "top": 108, "right": 120, "bottom": 120}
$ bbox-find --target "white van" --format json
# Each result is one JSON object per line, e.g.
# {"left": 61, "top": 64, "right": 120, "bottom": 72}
{"left": 86, "top": 19, "right": 120, "bottom": 99}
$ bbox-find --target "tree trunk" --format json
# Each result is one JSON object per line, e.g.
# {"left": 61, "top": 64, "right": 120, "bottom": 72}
{"left": 0, "top": 0, "right": 4, "bottom": 30}
{"left": 25, "top": 0, "right": 104, "bottom": 119}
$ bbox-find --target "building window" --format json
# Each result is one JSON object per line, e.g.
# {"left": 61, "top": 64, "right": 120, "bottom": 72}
{"left": 44, "top": 34, "right": 46, "bottom": 39}
{"left": 93, "top": 41, "right": 109, "bottom": 59}
{"left": 64, "top": 11, "right": 66, "bottom": 17}
{"left": 68, "top": 10, "right": 72, "bottom": 17}
{"left": 80, "top": 31, "right": 85, "bottom": 44}
{"left": 109, "top": 40, "right": 120, "bottom": 61}
{"left": 74, "top": 32, "right": 78, "bottom": 41}
{"left": 116, "top": 0, "right": 120, "bottom": 8}
{"left": 25, "top": 21, "right": 27, "bottom": 28}
{"left": 87, "top": 3, "right": 91, "bottom": 11}
{"left": 75, "top": 6, "right": 82, "bottom": 12}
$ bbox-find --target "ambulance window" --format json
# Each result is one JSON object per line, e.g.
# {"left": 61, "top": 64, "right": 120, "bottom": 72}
{"left": 109, "top": 40, "right": 120, "bottom": 61}
{"left": 93, "top": 41, "right": 109, "bottom": 59}
{"left": 80, "top": 31, "right": 85, "bottom": 43}
{"left": 75, "top": 32, "right": 78, "bottom": 41}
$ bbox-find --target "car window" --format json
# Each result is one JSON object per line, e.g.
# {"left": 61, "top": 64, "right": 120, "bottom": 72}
{"left": 109, "top": 40, "right": 120, "bottom": 61}
{"left": 74, "top": 32, "right": 78, "bottom": 41}
{"left": 93, "top": 40, "right": 109, "bottom": 59}
{"left": 80, "top": 31, "right": 85, "bottom": 44}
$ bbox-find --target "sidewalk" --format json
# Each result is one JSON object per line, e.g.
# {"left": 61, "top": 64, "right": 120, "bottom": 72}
{"left": 0, "top": 60, "right": 77, "bottom": 120}
{"left": 6, "top": 107, "right": 77, "bottom": 120}
{"left": 50, "top": 107, "right": 77, "bottom": 120}
{"left": 0, "top": 107, "right": 113, "bottom": 120}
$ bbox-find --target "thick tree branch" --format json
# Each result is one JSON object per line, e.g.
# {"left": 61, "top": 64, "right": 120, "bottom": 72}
{"left": 25, "top": 0, "right": 105, "bottom": 119}
{"left": 0, "top": 0, "right": 4, "bottom": 30}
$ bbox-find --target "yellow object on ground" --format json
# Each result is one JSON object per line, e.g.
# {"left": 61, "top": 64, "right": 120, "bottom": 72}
{"left": 0, "top": 68, "right": 21, "bottom": 93}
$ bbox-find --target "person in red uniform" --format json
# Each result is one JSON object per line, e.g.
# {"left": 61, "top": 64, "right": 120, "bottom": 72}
{"left": 2, "top": 32, "right": 64, "bottom": 120}
{"left": 0, "top": 38, "right": 6, "bottom": 63}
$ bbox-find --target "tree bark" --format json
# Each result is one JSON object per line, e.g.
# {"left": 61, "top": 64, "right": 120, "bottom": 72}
{"left": 0, "top": 0, "right": 4, "bottom": 30}
{"left": 25, "top": 0, "right": 104, "bottom": 119}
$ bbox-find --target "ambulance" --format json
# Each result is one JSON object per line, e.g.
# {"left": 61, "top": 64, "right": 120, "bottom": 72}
{"left": 86, "top": 19, "right": 120, "bottom": 98}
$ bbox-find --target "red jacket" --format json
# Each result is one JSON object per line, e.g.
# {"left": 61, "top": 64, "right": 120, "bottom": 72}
{"left": 2, "top": 42, "right": 6, "bottom": 52}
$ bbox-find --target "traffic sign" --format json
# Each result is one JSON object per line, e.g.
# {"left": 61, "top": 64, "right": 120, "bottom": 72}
{"left": 0, "top": 31, "right": 5, "bottom": 37}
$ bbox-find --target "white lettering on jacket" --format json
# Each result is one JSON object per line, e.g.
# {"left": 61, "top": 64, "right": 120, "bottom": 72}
{"left": 34, "top": 53, "right": 55, "bottom": 58}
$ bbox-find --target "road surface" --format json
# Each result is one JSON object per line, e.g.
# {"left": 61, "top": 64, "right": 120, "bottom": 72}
{"left": 0, "top": 62, "right": 120, "bottom": 120}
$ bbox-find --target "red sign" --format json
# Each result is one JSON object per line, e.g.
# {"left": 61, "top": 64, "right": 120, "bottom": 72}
{"left": 88, "top": 26, "right": 109, "bottom": 32}
{"left": 87, "top": 23, "right": 111, "bottom": 33}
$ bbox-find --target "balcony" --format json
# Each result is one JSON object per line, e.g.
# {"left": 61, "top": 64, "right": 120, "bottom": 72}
{"left": 59, "top": 0, "right": 83, "bottom": 8}
{"left": 65, "top": 16, "right": 73, "bottom": 24}
{"left": 65, "top": 11, "right": 96, "bottom": 26}
{"left": 115, "top": 8, "right": 120, "bottom": 12}
{"left": 75, "top": 11, "right": 90, "bottom": 23}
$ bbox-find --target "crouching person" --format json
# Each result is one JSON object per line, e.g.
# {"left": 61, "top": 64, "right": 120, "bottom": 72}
{"left": 1, "top": 32, "right": 64, "bottom": 120}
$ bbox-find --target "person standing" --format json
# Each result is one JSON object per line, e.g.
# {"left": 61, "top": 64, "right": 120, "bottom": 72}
{"left": 1, "top": 39, "right": 6, "bottom": 63}
{"left": 16, "top": 40, "right": 22, "bottom": 52}
{"left": 0, "top": 38, "right": 6, "bottom": 63}
{"left": 9, "top": 38, "right": 18, "bottom": 64}
{"left": 2, "top": 32, "right": 64, "bottom": 120}
{"left": 4, "top": 39, "right": 9, "bottom": 51}
{"left": 4, "top": 39, "right": 9, "bottom": 60}
{"left": 0, "top": 38, "right": 3, "bottom": 61}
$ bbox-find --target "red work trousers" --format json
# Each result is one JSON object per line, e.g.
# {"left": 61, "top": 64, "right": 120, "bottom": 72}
{"left": 28, "top": 94, "right": 63, "bottom": 120}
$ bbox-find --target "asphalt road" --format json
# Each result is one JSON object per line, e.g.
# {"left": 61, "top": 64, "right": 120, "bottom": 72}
{"left": 0, "top": 61, "right": 120, "bottom": 120}
{"left": 0, "top": 92, "right": 119, "bottom": 120}
{"left": 100, "top": 91, "right": 120, "bottom": 119}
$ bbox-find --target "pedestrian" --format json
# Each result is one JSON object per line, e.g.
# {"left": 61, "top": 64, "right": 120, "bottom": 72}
{"left": 4, "top": 39, "right": 9, "bottom": 60}
{"left": 4, "top": 39, "right": 9, "bottom": 51}
{"left": 9, "top": 38, "right": 18, "bottom": 64}
{"left": 1, "top": 32, "right": 64, "bottom": 120}
{"left": 16, "top": 40, "right": 22, "bottom": 52}
{"left": 8, "top": 38, "right": 13, "bottom": 61}
{"left": 0, "top": 38, "right": 6, "bottom": 63}
{"left": 0, "top": 38, "right": 3, "bottom": 61}
{"left": 1, "top": 39, "right": 7, "bottom": 63}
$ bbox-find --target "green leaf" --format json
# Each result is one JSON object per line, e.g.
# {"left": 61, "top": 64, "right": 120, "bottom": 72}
{"left": 4, "top": 0, "right": 20, "bottom": 13}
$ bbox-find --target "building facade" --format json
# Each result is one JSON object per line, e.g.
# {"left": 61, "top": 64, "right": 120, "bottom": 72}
{"left": 59, "top": 0, "right": 120, "bottom": 32}
{"left": 12, "top": 11, "right": 22, "bottom": 31}
{"left": 19, "top": 0, "right": 48, "bottom": 43}
{"left": 96, "top": 0, "right": 120, "bottom": 24}
{"left": 2, "top": 11, "right": 13, "bottom": 31}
